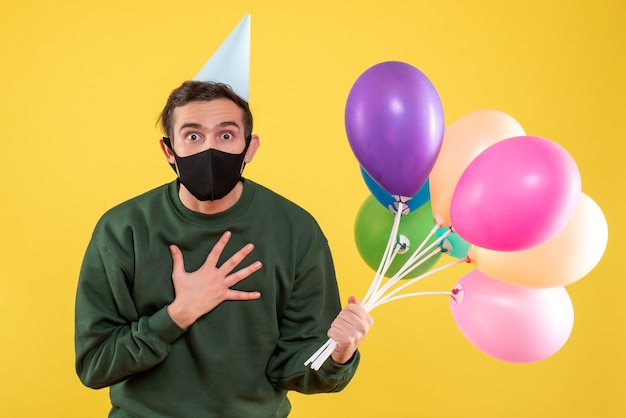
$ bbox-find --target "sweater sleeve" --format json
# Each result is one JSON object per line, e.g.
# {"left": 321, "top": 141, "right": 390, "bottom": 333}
{"left": 74, "top": 236, "right": 187, "bottom": 389}
{"left": 266, "top": 228, "right": 360, "bottom": 393}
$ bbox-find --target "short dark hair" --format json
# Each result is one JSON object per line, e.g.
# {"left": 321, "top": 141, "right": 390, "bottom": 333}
{"left": 159, "top": 81, "right": 253, "bottom": 139}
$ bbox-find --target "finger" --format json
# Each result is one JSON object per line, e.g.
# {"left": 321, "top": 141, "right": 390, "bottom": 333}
{"left": 341, "top": 309, "right": 373, "bottom": 331}
{"left": 224, "top": 289, "right": 262, "bottom": 301}
{"left": 169, "top": 245, "right": 186, "bottom": 276}
{"left": 344, "top": 297, "right": 373, "bottom": 325}
{"left": 337, "top": 305, "right": 366, "bottom": 324}
{"left": 328, "top": 319, "right": 366, "bottom": 345}
{"left": 219, "top": 242, "right": 257, "bottom": 275}
{"left": 331, "top": 304, "right": 373, "bottom": 335}
{"left": 225, "top": 261, "right": 263, "bottom": 286}
{"left": 203, "top": 231, "right": 232, "bottom": 267}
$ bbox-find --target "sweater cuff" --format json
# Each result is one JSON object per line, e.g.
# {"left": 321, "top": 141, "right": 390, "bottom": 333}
{"left": 320, "top": 350, "right": 361, "bottom": 375}
{"left": 146, "top": 306, "right": 187, "bottom": 345}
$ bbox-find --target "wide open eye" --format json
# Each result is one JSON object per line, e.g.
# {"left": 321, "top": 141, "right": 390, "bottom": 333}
{"left": 185, "top": 132, "right": 202, "bottom": 141}
{"left": 219, "top": 132, "right": 233, "bottom": 141}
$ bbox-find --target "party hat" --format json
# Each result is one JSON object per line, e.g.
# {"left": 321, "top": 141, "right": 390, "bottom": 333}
{"left": 193, "top": 14, "right": 251, "bottom": 101}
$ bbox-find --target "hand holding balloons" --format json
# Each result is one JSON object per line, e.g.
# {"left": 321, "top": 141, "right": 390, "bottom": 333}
{"left": 310, "top": 58, "right": 606, "bottom": 371}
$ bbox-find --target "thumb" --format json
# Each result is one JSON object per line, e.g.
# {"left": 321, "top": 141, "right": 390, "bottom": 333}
{"left": 169, "top": 245, "right": 186, "bottom": 275}
{"left": 347, "top": 296, "right": 360, "bottom": 305}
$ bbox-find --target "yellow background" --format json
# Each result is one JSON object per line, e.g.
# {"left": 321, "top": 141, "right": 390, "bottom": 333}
{"left": 1, "top": 0, "right": 624, "bottom": 416}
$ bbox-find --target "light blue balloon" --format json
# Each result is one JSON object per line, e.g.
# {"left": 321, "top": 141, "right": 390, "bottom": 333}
{"left": 360, "top": 166, "right": 430, "bottom": 214}
{"left": 436, "top": 227, "right": 471, "bottom": 259}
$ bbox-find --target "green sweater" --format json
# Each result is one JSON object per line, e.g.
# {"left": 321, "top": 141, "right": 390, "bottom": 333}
{"left": 75, "top": 179, "right": 359, "bottom": 417}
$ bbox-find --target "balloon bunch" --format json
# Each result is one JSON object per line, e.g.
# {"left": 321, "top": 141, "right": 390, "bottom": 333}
{"left": 305, "top": 61, "right": 608, "bottom": 370}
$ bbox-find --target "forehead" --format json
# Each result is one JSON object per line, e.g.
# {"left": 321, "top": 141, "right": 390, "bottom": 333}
{"left": 172, "top": 99, "right": 244, "bottom": 129}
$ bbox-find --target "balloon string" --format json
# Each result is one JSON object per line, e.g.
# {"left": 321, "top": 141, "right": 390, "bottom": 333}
{"left": 366, "top": 224, "right": 439, "bottom": 307}
{"left": 310, "top": 339, "right": 338, "bottom": 370}
{"left": 362, "top": 202, "right": 405, "bottom": 306}
{"left": 365, "top": 227, "right": 451, "bottom": 310}
{"left": 304, "top": 211, "right": 461, "bottom": 371}
{"left": 304, "top": 338, "right": 337, "bottom": 371}
{"left": 363, "top": 201, "right": 404, "bottom": 304}
{"left": 306, "top": 203, "right": 407, "bottom": 372}
{"left": 305, "top": 257, "right": 463, "bottom": 371}
{"left": 364, "top": 247, "right": 441, "bottom": 311}
{"left": 370, "top": 291, "right": 454, "bottom": 310}
{"left": 394, "top": 226, "right": 450, "bottom": 279}
{"left": 304, "top": 338, "right": 333, "bottom": 367}
{"left": 368, "top": 258, "right": 466, "bottom": 311}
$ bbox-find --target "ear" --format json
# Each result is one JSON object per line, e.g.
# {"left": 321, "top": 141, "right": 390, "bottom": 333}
{"left": 159, "top": 137, "right": 176, "bottom": 166}
{"left": 244, "top": 134, "right": 260, "bottom": 163}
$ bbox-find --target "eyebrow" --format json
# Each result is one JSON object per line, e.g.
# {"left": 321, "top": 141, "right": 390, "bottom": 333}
{"left": 178, "top": 121, "right": 241, "bottom": 133}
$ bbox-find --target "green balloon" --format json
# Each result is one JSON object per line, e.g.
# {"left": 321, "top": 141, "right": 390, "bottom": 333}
{"left": 354, "top": 195, "right": 442, "bottom": 278}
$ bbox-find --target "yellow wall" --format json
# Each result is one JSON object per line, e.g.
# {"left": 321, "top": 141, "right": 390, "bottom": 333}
{"left": 1, "top": 0, "right": 623, "bottom": 416}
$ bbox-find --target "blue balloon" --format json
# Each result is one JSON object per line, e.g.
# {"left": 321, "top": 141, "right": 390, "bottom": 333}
{"left": 360, "top": 166, "right": 430, "bottom": 214}
{"left": 436, "top": 227, "right": 471, "bottom": 259}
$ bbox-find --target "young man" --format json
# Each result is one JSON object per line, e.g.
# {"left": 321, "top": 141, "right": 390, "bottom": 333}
{"left": 75, "top": 81, "right": 372, "bottom": 417}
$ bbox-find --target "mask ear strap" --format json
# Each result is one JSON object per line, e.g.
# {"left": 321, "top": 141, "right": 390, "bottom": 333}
{"left": 240, "top": 134, "right": 253, "bottom": 174}
{"left": 162, "top": 137, "right": 177, "bottom": 173}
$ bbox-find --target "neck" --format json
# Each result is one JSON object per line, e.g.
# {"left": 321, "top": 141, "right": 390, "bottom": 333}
{"left": 178, "top": 181, "right": 244, "bottom": 215}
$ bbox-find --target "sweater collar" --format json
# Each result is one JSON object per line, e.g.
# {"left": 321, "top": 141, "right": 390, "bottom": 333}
{"left": 166, "top": 178, "right": 256, "bottom": 227}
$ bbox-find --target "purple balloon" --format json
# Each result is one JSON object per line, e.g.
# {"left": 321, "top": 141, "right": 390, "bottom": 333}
{"left": 345, "top": 61, "right": 444, "bottom": 197}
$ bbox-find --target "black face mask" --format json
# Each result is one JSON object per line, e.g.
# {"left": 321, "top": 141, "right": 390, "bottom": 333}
{"left": 163, "top": 137, "right": 250, "bottom": 201}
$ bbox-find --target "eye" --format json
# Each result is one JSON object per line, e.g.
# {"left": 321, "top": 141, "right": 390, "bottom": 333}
{"left": 185, "top": 132, "right": 202, "bottom": 141}
{"left": 219, "top": 132, "right": 234, "bottom": 141}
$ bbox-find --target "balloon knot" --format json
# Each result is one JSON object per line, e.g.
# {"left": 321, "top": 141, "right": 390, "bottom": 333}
{"left": 396, "top": 235, "right": 411, "bottom": 254}
{"left": 439, "top": 240, "right": 451, "bottom": 253}
{"left": 390, "top": 198, "right": 411, "bottom": 215}
{"left": 450, "top": 284, "right": 464, "bottom": 304}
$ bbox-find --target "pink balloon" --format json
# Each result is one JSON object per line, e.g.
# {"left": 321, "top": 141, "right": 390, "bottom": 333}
{"left": 450, "top": 270, "right": 574, "bottom": 363}
{"left": 450, "top": 136, "right": 581, "bottom": 251}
